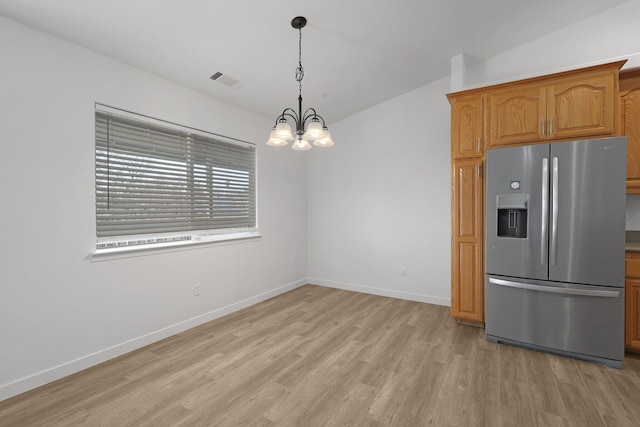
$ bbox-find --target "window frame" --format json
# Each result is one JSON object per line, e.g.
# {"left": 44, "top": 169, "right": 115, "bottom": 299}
{"left": 92, "top": 104, "right": 259, "bottom": 260}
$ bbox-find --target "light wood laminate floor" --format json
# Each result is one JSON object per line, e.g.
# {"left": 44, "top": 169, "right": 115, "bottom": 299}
{"left": 2, "top": 284, "right": 640, "bottom": 426}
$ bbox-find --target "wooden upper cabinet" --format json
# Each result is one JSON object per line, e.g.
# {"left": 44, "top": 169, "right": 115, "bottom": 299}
{"left": 487, "top": 83, "right": 546, "bottom": 147}
{"left": 620, "top": 70, "right": 640, "bottom": 193}
{"left": 547, "top": 70, "right": 616, "bottom": 140}
{"left": 486, "top": 62, "right": 622, "bottom": 148}
{"left": 450, "top": 93, "right": 484, "bottom": 159}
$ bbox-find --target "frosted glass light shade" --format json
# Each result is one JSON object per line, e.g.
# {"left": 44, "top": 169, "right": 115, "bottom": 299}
{"left": 302, "top": 119, "right": 325, "bottom": 140}
{"left": 274, "top": 120, "right": 294, "bottom": 140}
{"left": 313, "top": 129, "right": 334, "bottom": 147}
{"left": 291, "top": 138, "right": 312, "bottom": 151}
{"left": 266, "top": 129, "right": 288, "bottom": 146}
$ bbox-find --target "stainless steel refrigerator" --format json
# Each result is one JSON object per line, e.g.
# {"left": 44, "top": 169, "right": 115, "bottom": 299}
{"left": 485, "top": 136, "right": 626, "bottom": 368}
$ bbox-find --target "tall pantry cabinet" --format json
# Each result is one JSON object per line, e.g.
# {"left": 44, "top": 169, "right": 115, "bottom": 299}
{"left": 447, "top": 61, "right": 625, "bottom": 324}
{"left": 449, "top": 94, "right": 485, "bottom": 324}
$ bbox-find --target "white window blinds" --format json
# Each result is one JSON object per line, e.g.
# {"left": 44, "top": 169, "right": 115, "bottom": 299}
{"left": 95, "top": 109, "right": 256, "bottom": 242}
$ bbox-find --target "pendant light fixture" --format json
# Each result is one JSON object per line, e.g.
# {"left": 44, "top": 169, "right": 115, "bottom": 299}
{"left": 266, "top": 16, "right": 334, "bottom": 150}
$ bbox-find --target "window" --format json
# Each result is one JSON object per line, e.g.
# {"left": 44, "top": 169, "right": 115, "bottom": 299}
{"left": 95, "top": 105, "right": 256, "bottom": 251}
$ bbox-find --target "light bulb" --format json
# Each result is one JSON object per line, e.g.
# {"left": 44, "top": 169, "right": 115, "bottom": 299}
{"left": 291, "top": 138, "right": 312, "bottom": 151}
{"left": 274, "top": 119, "right": 294, "bottom": 140}
{"left": 302, "top": 119, "right": 325, "bottom": 140}
{"left": 313, "top": 128, "right": 334, "bottom": 147}
{"left": 267, "top": 128, "right": 288, "bottom": 146}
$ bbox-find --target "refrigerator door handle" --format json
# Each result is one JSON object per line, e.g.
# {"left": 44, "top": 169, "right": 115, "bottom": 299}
{"left": 550, "top": 157, "right": 559, "bottom": 266}
{"left": 488, "top": 278, "right": 620, "bottom": 298}
{"left": 541, "top": 158, "right": 549, "bottom": 265}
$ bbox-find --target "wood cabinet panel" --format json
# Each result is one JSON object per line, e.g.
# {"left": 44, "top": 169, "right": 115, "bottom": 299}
{"left": 487, "top": 63, "right": 620, "bottom": 148}
{"left": 488, "top": 84, "right": 545, "bottom": 147}
{"left": 454, "top": 241, "right": 482, "bottom": 318}
{"left": 451, "top": 159, "right": 483, "bottom": 323}
{"left": 452, "top": 160, "right": 482, "bottom": 242}
{"left": 626, "top": 253, "right": 640, "bottom": 278}
{"left": 625, "top": 252, "right": 640, "bottom": 352}
{"left": 547, "top": 71, "right": 616, "bottom": 140}
{"left": 620, "top": 71, "right": 640, "bottom": 193}
{"left": 625, "top": 278, "right": 640, "bottom": 352}
{"left": 451, "top": 94, "right": 483, "bottom": 159}
{"left": 456, "top": 164, "right": 480, "bottom": 238}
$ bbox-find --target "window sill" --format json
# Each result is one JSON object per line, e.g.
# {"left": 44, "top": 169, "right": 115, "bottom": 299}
{"left": 90, "top": 231, "right": 262, "bottom": 262}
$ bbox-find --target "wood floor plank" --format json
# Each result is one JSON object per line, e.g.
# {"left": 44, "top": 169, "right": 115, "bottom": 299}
{"left": 393, "top": 358, "right": 448, "bottom": 426}
{"left": 622, "top": 352, "right": 640, "bottom": 382}
{"left": 606, "top": 366, "right": 640, "bottom": 425}
{"left": 556, "top": 378, "right": 606, "bottom": 427}
{"left": 318, "top": 381, "right": 379, "bottom": 426}
{"left": 523, "top": 351, "right": 567, "bottom": 422}
{"left": 428, "top": 353, "right": 484, "bottom": 426}
{"left": 269, "top": 348, "right": 367, "bottom": 424}
{"left": 499, "top": 344, "right": 530, "bottom": 384}
{"left": 2, "top": 284, "right": 640, "bottom": 426}
{"left": 548, "top": 354, "right": 584, "bottom": 387}
{"left": 424, "top": 312, "right": 460, "bottom": 364}
{"left": 499, "top": 377, "right": 535, "bottom": 427}
{"left": 367, "top": 339, "right": 430, "bottom": 424}
{"left": 476, "top": 347, "right": 501, "bottom": 426}
{"left": 451, "top": 321, "right": 482, "bottom": 357}
{"left": 576, "top": 362, "right": 639, "bottom": 427}
{"left": 534, "top": 411, "right": 571, "bottom": 427}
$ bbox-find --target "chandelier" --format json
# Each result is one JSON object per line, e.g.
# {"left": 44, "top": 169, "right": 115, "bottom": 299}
{"left": 266, "top": 16, "right": 334, "bottom": 150}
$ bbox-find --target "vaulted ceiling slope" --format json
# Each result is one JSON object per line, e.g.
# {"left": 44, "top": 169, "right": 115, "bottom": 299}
{"left": 0, "top": 0, "right": 629, "bottom": 124}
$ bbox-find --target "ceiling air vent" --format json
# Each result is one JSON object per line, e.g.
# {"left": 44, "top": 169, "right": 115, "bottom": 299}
{"left": 210, "top": 72, "right": 240, "bottom": 88}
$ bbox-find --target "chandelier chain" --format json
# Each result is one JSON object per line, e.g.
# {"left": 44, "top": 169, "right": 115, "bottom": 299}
{"left": 296, "top": 28, "right": 304, "bottom": 97}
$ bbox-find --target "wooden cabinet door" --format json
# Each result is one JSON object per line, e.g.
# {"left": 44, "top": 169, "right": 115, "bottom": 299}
{"left": 451, "top": 158, "right": 484, "bottom": 323}
{"left": 620, "top": 72, "right": 640, "bottom": 193}
{"left": 626, "top": 277, "right": 640, "bottom": 352}
{"left": 451, "top": 94, "right": 483, "bottom": 159}
{"left": 547, "top": 70, "right": 616, "bottom": 140}
{"left": 625, "top": 252, "right": 640, "bottom": 352}
{"left": 487, "top": 83, "right": 546, "bottom": 147}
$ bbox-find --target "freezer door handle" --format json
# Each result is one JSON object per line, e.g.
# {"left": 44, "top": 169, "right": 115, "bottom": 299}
{"left": 550, "top": 157, "right": 559, "bottom": 266}
{"left": 488, "top": 278, "right": 620, "bottom": 298}
{"left": 541, "top": 158, "right": 549, "bottom": 265}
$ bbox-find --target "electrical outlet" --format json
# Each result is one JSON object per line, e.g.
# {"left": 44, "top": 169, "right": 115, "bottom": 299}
{"left": 193, "top": 283, "right": 201, "bottom": 296}
{"left": 401, "top": 267, "right": 407, "bottom": 277}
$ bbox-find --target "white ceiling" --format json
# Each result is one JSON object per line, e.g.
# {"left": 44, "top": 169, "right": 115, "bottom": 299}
{"left": 0, "top": 0, "right": 629, "bottom": 125}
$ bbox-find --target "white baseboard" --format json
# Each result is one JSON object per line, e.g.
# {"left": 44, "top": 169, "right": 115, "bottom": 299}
{"left": 0, "top": 279, "right": 306, "bottom": 402}
{"left": 308, "top": 277, "right": 451, "bottom": 307}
